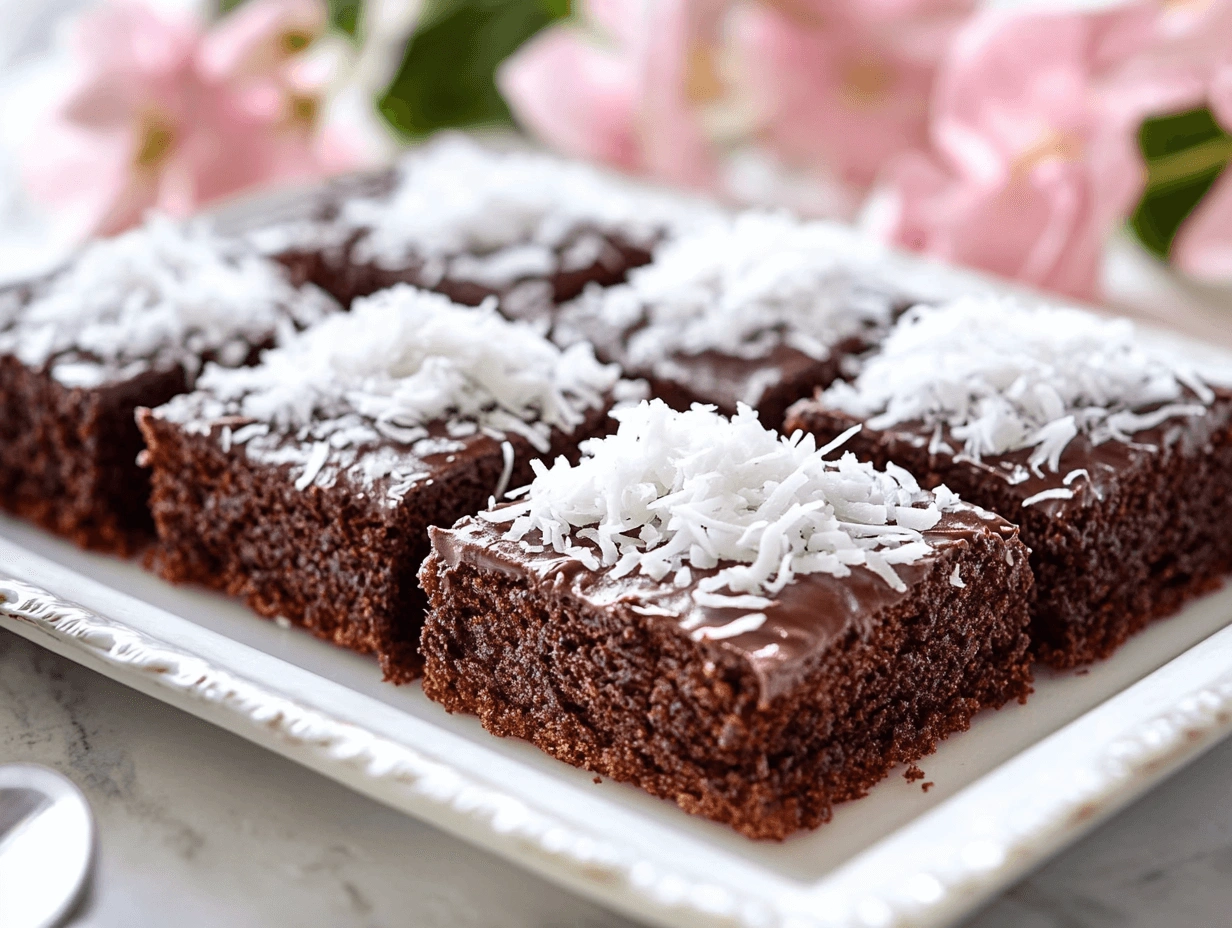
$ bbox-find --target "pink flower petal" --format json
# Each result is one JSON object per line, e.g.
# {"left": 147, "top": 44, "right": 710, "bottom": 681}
{"left": 313, "top": 126, "right": 366, "bottom": 175}
{"left": 498, "top": 29, "right": 640, "bottom": 169}
{"left": 583, "top": 0, "right": 646, "bottom": 48}
{"left": 72, "top": 1, "right": 199, "bottom": 77}
{"left": 24, "top": 120, "right": 160, "bottom": 238}
{"left": 197, "top": 0, "right": 326, "bottom": 85}
{"left": 1211, "top": 62, "right": 1232, "bottom": 129}
{"left": 57, "top": 2, "right": 197, "bottom": 129}
{"left": 733, "top": 4, "right": 938, "bottom": 189}
{"left": 934, "top": 11, "right": 1114, "bottom": 170}
{"left": 872, "top": 5, "right": 1192, "bottom": 299}
{"left": 23, "top": 0, "right": 347, "bottom": 239}
{"left": 882, "top": 151, "right": 1107, "bottom": 300}
{"left": 630, "top": 0, "right": 722, "bottom": 189}
{"left": 1172, "top": 168, "right": 1232, "bottom": 282}
{"left": 500, "top": 0, "right": 720, "bottom": 190}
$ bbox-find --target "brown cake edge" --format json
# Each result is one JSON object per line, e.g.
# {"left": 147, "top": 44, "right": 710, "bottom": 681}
{"left": 419, "top": 525, "right": 1033, "bottom": 840}
{"left": 0, "top": 355, "right": 186, "bottom": 555}
{"left": 784, "top": 398, "right": 1232, "bottom": 668}
{"left": 137, "top": 402, "right": 615, "bottom": 682}
{"left": 276, "top": 234, "right": 653, "bottom": 310}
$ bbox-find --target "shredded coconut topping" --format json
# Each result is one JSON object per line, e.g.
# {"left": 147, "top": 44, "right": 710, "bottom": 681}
{"left": 578, "top": 212, "right": 916, "bottom": 367}
{"left": 0, "top": 216, "right": 337, "bottom": 388}
{"left": 823, "top": 297, "right": 1216, "bottom": 474}
{"left": 336, "top": 136, "right": 710, "bottom": 285}
{"left": 156, "top": 285, "right": 619, "bottom": 495}
{"left": 483, "top": 400, "right": 960, "bottom": 606}
{"left": 1022, "top": 487, "right": 1075, "bottom": 508}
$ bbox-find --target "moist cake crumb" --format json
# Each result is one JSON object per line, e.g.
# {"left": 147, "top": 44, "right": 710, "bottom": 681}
{"left": 787, "top": 296, "right": 1232, "bottom": 666}
{"left": 420, "top": 400, "right": 1032, "bottom": 838}
{"left": 139, "top": 284, "right": 623, "bottom": 680}
{"left": 0, "top": 216, "right": 338, "bottom": 553}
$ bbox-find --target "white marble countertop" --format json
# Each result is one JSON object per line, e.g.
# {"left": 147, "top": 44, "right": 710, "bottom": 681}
{"left": 3, "top": 628, "right": 1232, "bottom": 928}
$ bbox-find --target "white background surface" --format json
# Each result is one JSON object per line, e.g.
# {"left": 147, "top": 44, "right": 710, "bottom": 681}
{"left": 3, "top": 627, "right": 1232, "bottom": 928}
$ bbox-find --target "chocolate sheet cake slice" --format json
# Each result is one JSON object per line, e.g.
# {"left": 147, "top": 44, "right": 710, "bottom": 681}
{"left": 786, "top": 297, "right": 1232, "bottom": 667}
{"left": 138, "top": 285, "right": 624, "bottom": 681}
{"left": 0, "top": 217, "right": 337, "bottom": 554}
{"left": 211, "top": 165, "right": 397, "bottom": 290}
{"left": 246, "top": 134, "right": 712, "bottom": 315}
{"left": 550, "top": 212, "right": 961, "bottom": 427}
{"left": 420, "top": 401, "right": 1033, "bottom": 839}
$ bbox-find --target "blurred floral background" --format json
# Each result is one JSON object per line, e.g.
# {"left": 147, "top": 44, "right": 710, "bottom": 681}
{"left": 2, "top": 0, "right": 1231, "bottom": 319}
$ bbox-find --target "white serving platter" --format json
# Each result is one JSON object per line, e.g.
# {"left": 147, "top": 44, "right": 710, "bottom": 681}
{"left": 4, "top": 507, "right": 1232, "bottom": 928}
{"left": 5, "top": 170, "right": 1232, "bottom": 925}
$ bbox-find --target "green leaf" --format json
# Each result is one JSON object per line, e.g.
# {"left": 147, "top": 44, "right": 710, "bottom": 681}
{"left": 378, "top": 0, "right": 571, "bottom": 139}
{"left": 1130, "top": 107, "right": 1232, "bottom": 261}
{"left": 1130, "top": 168, "right": 1227, "bottom": 262}
{"left": 329, "top": 0, "right": 362, "bottom": 39}
{"left": 1139, "top": 107, "right": 1226, "bottom": 160}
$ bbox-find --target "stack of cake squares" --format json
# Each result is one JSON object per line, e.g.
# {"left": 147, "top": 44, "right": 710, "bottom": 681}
{"left": 4, "top": 135, "right": 1229, "bottom": 839}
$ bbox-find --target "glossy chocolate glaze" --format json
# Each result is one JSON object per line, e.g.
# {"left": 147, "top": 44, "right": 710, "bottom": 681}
{"left": 836, "top": 390, "right": 1232, "bottom": 519}
{"left": 352, "top": 230, "right": 654, "bottom": 314}
{"left": 429, "top": 504, "right": 1020, "bottom": 702}
{"left": 244, "top": 178, "right": 661, "bottom": 312}
{"left": 551, "top": 293, "right": 918, "bottom": 424}
{"left": 191, "top": 410, "right": 572, "bottom": 506}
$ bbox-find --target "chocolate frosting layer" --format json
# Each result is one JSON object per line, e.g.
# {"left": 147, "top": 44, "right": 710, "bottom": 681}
{"left": 429, "top": 504, "right": 1019, "bottom": 703}
{"left": 864, "top": 391, "right": 1232, "bottom": 518}
{"left": 158, "top": 396, "right": 610, "bottom": 508}
{"left": 552, "top": 294, "right": 897, "bottom": 418}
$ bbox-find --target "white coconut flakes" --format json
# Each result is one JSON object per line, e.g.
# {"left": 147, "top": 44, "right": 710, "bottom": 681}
{"left": 568, "top": 211, "right": 916, "bottom": 370}
{"left": 154, "top": 285, "right": 621, "bottom": 496}
{"left": 343, "top": 135, "right": 712, "bottom": 286}
{"left": 483, "top": 400, "right": 961, "bottom": 608}
{"left": 823, "top": 297, "right": 1215, "bottom": 475}
{"left": 0, "top": 215, "right": 337, "bottom": 388}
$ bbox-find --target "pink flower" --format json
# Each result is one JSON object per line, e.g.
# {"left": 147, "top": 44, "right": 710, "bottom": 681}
{"left": 23, "top": 0, "right": 356, "bottom": 240}
{"left": 197, "top": 0, "right": 325, "bottom": 84}
{"left": 871, "top": 5, "right": 1196, "bottom": 300}
{"left": 501, "top": 0, "right": 979, "bottom": 201}
{"left": 1216, "top": 62, "right": 1232, "bottom": 126}
{"left": 1154, "top": 0, "right": 1232, "bottom": 283}
{"left": 1172, "top": 169, "right": 1232, "bottom": 281}
{"left": 730, "top": 0, "right": 974, "bottom": 191}
{"left": 496, "top": 26, "right": 640, "bottom": 171}
{"left": 1172, "top": 54, "right": 1232, "bottom": 282}
{"left": 497, "top": 0, "right": 720, "bottom": 190}
{"left": 878, "top": 147, "right": 1118, "bottom": 300}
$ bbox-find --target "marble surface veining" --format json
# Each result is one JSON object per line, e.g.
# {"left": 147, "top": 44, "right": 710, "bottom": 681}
{"left": 2, "top": 628, "right": 1232, "bottom": 928}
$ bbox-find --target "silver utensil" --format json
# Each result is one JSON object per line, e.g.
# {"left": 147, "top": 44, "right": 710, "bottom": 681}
{"left": 0, "top": 764, "right": 94, "bottom": 928}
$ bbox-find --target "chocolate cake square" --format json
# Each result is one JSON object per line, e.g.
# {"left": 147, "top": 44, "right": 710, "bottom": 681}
{"left": 0, "top": 217, "right": 338, "bottom": 554}
{"left": 786, "top": 297, "right": 1232, "bottom": 667}
{"left": 419, "top": 400, "right": 1033, "bottom": 839}
{"left": 550, "top": 212, "right": 962, "bottom": 427}
{"left": 244, "top": 134, "right": 711, "bottom": 317}
{"left": 138, "top": 285, "right": 625, "bottom": 682}
{"left": 211, "top": 165, "right": 398, "bottom": 299}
